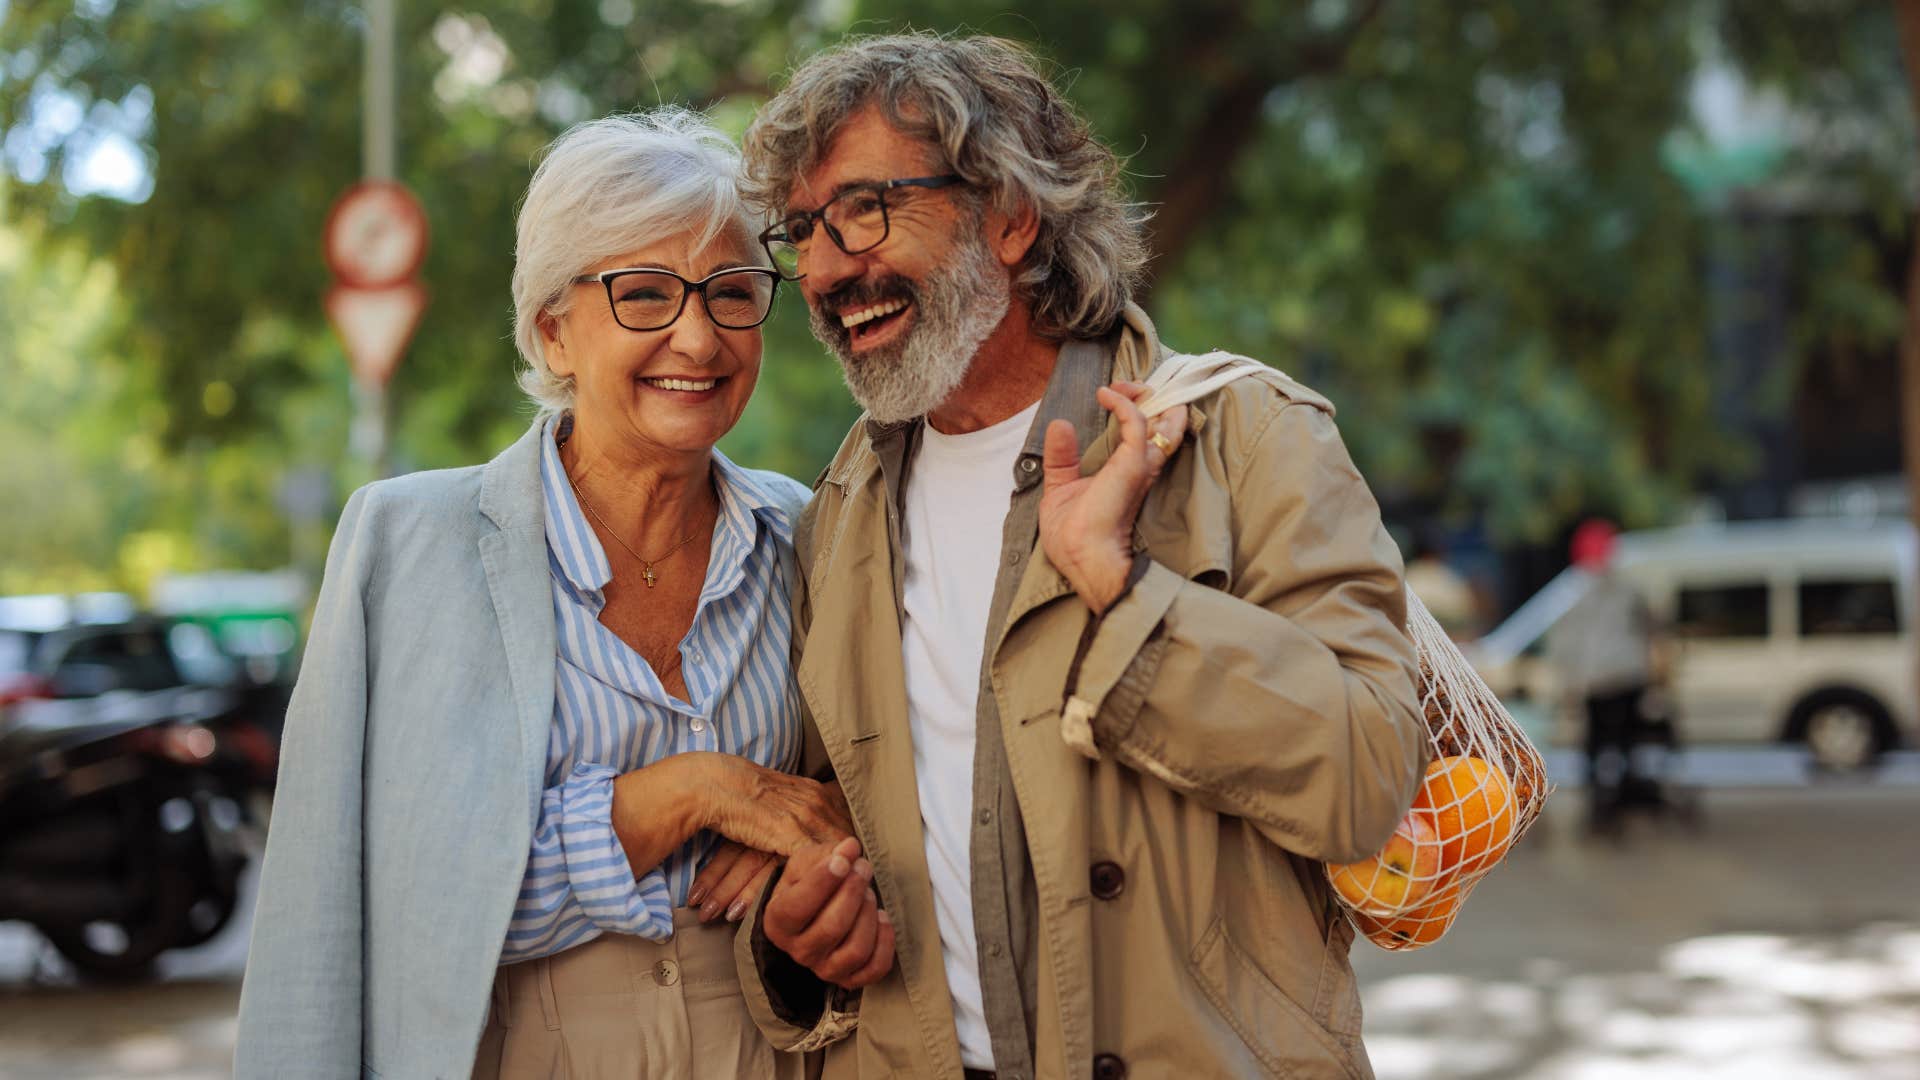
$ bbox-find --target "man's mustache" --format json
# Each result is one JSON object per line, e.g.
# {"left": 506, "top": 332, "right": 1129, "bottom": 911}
{"left": 813, "top": 275, "right": 920, "bottom": 321}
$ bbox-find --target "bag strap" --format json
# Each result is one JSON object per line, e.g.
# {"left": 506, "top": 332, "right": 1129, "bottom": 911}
{"left": 1134, "top": 350, "right": 1331, "bottom": 419}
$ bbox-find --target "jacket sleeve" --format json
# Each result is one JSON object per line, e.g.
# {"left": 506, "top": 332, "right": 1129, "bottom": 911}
{"left": 733, "top": 492, "right": 862, "bottom": 1053}
{"left": 1066, "top": 399, "right": 1428, "bottom": 863}
{"left": 234, "top": 486, "right": 376, "bottom": 1077}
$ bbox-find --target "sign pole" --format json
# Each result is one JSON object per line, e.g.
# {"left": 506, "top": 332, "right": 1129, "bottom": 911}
{"left": 357, "top": 0, "right": 397, "bottom": 478}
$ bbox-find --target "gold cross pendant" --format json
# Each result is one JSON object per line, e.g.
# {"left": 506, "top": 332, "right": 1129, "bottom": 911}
{"left": 643, "top": 566, "right": 658, "bottom": 588}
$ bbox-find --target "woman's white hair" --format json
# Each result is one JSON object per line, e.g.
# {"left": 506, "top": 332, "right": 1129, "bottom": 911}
{"left": 512, "top": 107, "right": 759, "bottom": 415}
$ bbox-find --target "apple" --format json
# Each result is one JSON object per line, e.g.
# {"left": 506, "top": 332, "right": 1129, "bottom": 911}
{"left": 1328, "top": 809, "right": 1447, "bottom": 916}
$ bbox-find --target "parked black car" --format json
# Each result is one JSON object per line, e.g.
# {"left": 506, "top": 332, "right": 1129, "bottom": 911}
{"left": 0, "top": 615, "right": 282, "bottom": 978}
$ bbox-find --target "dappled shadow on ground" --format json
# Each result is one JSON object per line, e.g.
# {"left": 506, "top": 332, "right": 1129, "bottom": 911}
{"left": 1364, "top": 922, "right": 1920, "bottom": 1079}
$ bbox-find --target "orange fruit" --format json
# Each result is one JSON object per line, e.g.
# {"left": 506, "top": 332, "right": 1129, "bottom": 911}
{"left": 1352, "top": 891, "right": 1462, "bottom": 950}
{"left": 1414, "top": 756, "right": 1515, "bottom": 877}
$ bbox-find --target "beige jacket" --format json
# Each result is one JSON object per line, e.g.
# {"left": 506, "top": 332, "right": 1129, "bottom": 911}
{"left": 740, "top": 306, "right": 1427, "bottom": 1079}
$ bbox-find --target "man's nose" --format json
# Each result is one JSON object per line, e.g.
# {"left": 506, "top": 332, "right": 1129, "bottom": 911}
{"left": 801, "top": 233, "right": 864, "bottom": 303}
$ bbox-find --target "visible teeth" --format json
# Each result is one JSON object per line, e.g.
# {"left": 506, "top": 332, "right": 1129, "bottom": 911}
{"left": 644, "top": 377, "right": 718, "bottom": 391}
{"left": 839, "top": 299, "right": 909, "bottom": 329}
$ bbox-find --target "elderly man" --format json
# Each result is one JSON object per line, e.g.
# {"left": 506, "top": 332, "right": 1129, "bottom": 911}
{"left": 727, "top": 33, "right": 1427, "bottom": 1080}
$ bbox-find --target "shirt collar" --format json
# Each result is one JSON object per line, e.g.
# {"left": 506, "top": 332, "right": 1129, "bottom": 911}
{"left": 537, "top": 413, "right": 788, "bottom": 603}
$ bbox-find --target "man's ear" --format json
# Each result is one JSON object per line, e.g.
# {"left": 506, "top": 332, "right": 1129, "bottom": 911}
{"left": 986, "top": 198, "right": 1041, "bottom": 268}
{"left": 537, "top": 309, "right": 573, "bottom": 378}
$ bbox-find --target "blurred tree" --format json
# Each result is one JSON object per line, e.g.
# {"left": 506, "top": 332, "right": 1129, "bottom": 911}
{"left": 0, "top": 0, "right": 1912, "bottom": 590}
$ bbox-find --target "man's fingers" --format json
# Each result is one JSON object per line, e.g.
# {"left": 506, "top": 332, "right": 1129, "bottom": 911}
{"left": 1144, "top": 404, "right": 1188, "bottom": 472}
{"left": 789, "top": 857, "right": 874, "bottom": 964}
{"left": 1096, "top": 384, "right": 1150, "bottom": 456}
{"left": 1041, "top": 418, "right": 1083, "bottom": 493}
{"left": 816, "top": 888, "right": 881, "bottom": 982}
{"left": 839, "top": 911, "right": 896, "bottom": 989}
{"left": 764, "top": 836, "right": 861, "bottom": 939}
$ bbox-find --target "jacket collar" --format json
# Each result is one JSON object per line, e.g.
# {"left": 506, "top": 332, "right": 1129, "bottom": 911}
{"left": 478, "top": 415, "right": 552, "bottom": 534}
{"left": 474, "top": 416, "right": 559, "bottom": 834}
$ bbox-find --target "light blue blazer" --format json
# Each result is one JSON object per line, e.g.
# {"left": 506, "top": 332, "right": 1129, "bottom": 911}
{"left": 232, "top": 420, "right": 807, "bottom": 1079}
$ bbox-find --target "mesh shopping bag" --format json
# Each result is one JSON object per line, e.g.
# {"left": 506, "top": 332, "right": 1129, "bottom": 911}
{"left": 1137, "top": 352, "right": 1553, "bottom": 951}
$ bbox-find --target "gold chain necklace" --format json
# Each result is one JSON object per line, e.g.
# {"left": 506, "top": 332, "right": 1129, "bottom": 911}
{"left": 567, "top": 474, "right": 701, "bottom": 589}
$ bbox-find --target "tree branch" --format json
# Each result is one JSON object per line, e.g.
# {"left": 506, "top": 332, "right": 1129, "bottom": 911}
{"left": 1140, "top": 0, "right": 1387, "bottom": 298}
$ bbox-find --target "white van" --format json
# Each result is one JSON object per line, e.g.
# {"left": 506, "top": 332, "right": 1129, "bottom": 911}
{"left": 1470, "top": 518, "right": 1916, "bottom": 770}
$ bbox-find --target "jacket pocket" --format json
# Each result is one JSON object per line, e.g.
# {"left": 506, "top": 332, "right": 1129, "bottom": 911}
{"left": 1313, "top": 912, "right": 1364, "bottom": 1045}
{"left": 1189, "top": 917, "right": 1362, "bottom": 1080}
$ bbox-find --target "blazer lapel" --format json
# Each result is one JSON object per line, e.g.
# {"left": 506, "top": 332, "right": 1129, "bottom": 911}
{"left": 477, "top": 421, "right": 558, "bottom": 827}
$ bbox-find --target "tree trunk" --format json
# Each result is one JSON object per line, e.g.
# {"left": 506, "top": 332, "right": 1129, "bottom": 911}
{"left": 1894, "top": 1, "right": 1920, "bottom": 703}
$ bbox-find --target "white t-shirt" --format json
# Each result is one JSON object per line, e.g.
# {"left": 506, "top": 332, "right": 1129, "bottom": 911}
{"left": 898, "top": 400, "right": 1038, "bottom": 1069}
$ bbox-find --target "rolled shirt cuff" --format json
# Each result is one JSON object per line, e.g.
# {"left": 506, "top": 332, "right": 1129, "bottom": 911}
{"left": 558, "top": 761, "right": 675, "bottom": 941}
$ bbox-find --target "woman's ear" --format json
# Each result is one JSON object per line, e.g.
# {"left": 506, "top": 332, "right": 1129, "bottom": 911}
{"left": 537, "top": 310, "right": 573, "bottom": 378}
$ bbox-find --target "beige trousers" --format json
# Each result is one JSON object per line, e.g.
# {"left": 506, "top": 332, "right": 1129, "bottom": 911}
{"left": 472, "top": 909, "right": 805, "bottom": 1079}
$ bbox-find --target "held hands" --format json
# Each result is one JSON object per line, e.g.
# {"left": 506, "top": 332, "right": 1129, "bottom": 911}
{"left": 688, "top": 781, "right": 852, "bottom": 925}
{"left": 1039, "top": 381, "right": 1188, "bottom": 614}
{"left": 762, "top": 836, "right": 895, "bottom": 990}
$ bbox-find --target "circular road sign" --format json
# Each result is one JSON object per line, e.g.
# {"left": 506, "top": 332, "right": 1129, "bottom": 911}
{"left": 323, "top": 179, "right": 429, "bottom": 289}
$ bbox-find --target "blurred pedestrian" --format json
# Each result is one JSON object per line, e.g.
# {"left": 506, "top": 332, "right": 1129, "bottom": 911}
{"left": 1547, "top": 518, "right": 1660, "bottom": 835}
{"left": 235, "top": 109, "right": 854, "bottom": 1079}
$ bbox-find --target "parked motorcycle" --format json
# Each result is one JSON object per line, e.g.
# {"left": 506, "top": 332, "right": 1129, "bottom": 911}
{"left": 0, "top": 697, "right": 275, "bottom": 978}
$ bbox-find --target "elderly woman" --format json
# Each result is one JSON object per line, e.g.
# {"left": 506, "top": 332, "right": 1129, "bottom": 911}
{"left": 234, "top": 109, "right": 845, "bottom": 1079}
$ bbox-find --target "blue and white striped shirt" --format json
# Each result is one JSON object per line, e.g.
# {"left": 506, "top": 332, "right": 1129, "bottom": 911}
{"left": 501, "top": 414, "right": 808, "bottom": 963}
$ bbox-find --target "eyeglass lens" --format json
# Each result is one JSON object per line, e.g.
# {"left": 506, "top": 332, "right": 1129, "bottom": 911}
{"left": 765, "top": 187, "right": 890, "bottom": 277}
{"left": 608, "top": 270, "right": 776, "bottom": 331}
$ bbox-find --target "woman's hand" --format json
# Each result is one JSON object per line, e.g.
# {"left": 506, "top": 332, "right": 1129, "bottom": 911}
{"left": 687, "top": 841, "right": 776, "bottom": 923}
{"left": 1039, "top": 381, "right": 1189, "bottom": 614}
{"left": 694, "top": 756, "right": 854, "bottom": 857}
{"left": 687, "top": 782, "right": 853, "bottom": 925}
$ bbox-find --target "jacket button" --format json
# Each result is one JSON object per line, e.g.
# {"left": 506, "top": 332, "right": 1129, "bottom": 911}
{"left": 1093, "top": 1053, "right": 1128, "bottom": 1079}
{"left": 653, "top": 960, "right": 679, "bottom": 986}
{"left": 1089, "top": 861, "right": 1125, "bottom": 900}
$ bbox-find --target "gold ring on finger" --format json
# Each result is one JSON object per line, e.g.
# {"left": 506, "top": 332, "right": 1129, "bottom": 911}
{"left": 1149, "top": 432, "right": 1177, "bottom": 457}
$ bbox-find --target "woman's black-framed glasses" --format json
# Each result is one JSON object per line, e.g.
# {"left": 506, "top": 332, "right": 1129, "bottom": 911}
{"left": 569, "top": 266, "right": 780, "bottom": 331}
{"left": 758, "top": 174, "right": 965, "bottom": 281}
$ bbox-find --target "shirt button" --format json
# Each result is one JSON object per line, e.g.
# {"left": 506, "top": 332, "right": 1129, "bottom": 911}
{"left": 686, "top": 647, "right": 703, "bottom": 665}
{"left": 1019, "top": 457, "right": 1038, "bottom": 474}
{"left": 690, "top": 718, "right": 707, "bottom": 733}
{"left": 1006, "top": 548, "right": 1023, "bottom": 567}
{"left": 653, "top": 960, "right": 679, "bottom": 986}
{"left": 977, "top": 808, "right": 992, "bottom": 826}
{"left": 987, "top": 942, "right": 1003, "bottom": 958}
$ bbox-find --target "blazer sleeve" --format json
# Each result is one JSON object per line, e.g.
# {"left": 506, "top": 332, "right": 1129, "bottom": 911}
{"left": 234, "top": 486, "right": 378, "bottom": 1077}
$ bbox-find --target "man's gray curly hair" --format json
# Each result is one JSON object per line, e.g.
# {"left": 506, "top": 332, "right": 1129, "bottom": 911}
{"left": 741, "top": 33, "right": 1149, "bottom": 341}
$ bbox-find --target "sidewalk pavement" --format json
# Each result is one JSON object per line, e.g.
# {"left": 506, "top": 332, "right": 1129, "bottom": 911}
{"left": 1, "top": 768, "right": 1916, "bottom": 1078}
{"left": 1352, "top": 783, "right": 1920, "bottom": 1078}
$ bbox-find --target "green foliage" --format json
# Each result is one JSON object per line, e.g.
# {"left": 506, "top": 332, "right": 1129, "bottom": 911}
{"left": 0, "top": 0, "right": 1911, "bottom": 591}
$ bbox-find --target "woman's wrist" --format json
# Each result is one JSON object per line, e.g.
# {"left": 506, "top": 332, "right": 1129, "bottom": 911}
{"left": 613, "top": 753, "right": 711, "bottom": 854}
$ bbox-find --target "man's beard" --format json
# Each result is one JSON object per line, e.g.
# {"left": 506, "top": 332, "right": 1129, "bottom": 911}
{"left": 806, "top": 229, "right": 1011, "bottom": 424}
